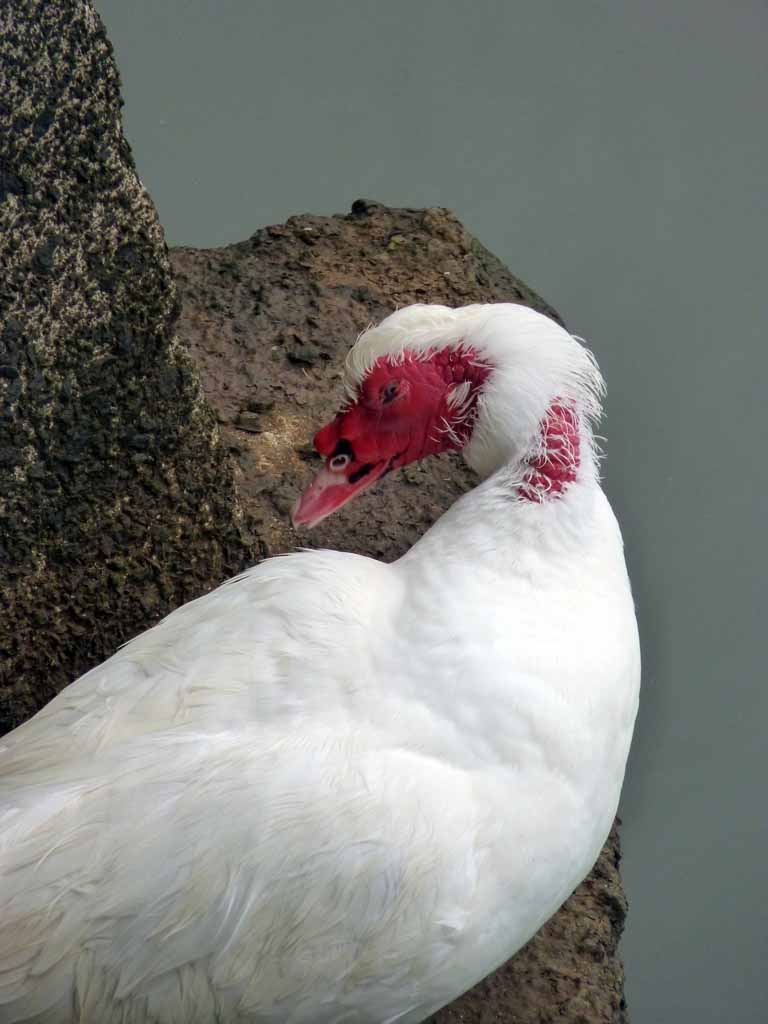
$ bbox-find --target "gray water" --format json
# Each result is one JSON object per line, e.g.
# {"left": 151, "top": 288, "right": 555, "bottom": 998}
{"left": 96, "top": 2, "right": 768, "bottom": 1018}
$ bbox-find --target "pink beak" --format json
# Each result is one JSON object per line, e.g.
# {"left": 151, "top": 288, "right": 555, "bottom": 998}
{"left": 292, "top": 464, "right": 387, "bottom": 529}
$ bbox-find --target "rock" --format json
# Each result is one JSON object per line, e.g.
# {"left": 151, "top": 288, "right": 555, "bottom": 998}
{"left": 245, "top": 394, "right": 275, "bottom": 414}
{"left": 0, "top": 0, "right": 253, "bottom": 732}
{"left": 286, "top": 342, "right": 320, "bottom": 366}
{"left": 171, "top": 202, "right": 629, "bottom": 1022}
{"left": 235, "top": 411, "right": 264, "bottom": 433}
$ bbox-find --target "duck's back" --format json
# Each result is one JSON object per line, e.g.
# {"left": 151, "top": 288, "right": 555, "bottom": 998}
{"left": 0, "top": 551, "right": 500, "bottom": 1023}
{"left": 0, "top": 487, "right": 639, "bottom": 1024}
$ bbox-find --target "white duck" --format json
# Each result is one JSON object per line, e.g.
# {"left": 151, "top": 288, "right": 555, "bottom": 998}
{"left": 0, "top": 303, "right": 640, "bottom": 1024}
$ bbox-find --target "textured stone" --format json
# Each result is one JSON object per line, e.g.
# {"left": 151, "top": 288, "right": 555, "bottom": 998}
{"left": 171, "top": 202, "right": 629, "bottom": 1022}
{"left": 0, "top": 0, "right": 252, "bottom": 732}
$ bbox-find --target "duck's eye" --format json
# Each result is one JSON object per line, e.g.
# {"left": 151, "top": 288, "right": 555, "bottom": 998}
{"left": 381, "top": 381, "right": 400, "bottom": 405}
{"left": 329, "top": 453, "right": 350, "bottom": 472}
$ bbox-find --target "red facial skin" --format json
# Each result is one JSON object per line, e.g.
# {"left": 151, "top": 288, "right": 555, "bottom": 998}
{"left": 519, "top": 402, "right": 580, "bottom": 501}
{"left": 292, "top": 346, "right": 491, "bottom": 528}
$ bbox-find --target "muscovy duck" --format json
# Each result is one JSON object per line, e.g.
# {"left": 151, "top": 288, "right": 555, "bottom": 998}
{"left": 0, "top": 303, "right": 640, "bottom": 1023}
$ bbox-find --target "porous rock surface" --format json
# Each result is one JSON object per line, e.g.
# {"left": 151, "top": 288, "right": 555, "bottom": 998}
{"left": 0, "top": 0, "right": 252, "bottom": 731}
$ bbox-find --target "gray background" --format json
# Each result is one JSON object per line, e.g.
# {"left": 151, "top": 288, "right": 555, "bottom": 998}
{"left": 95, "top": 1, "right": 767, "bottom": 1020}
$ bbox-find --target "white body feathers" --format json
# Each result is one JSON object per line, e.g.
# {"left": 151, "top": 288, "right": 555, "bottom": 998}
{"left": 0, "top": 305, "right": 640, "bottom": 1023}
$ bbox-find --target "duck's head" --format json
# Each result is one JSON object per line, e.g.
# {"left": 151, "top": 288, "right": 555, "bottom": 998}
{"left": 292, "top": 303, "right": 603, "bottom": 528}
